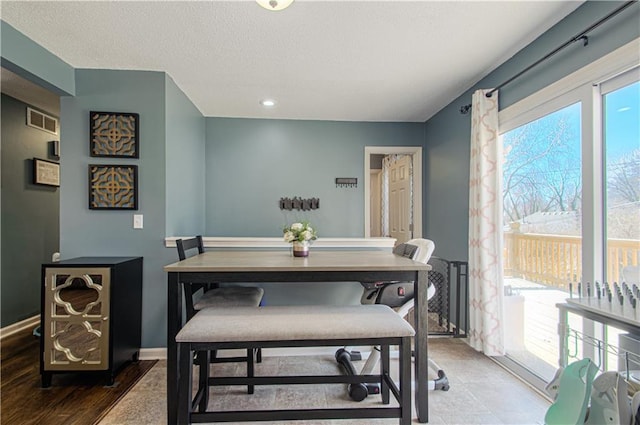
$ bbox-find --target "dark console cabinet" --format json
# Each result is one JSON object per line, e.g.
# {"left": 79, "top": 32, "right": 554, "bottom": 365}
{"left": 40, "top": 257, "right": 143, "bottom": 387}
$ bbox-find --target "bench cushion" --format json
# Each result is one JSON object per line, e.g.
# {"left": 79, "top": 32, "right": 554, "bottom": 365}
{"left": 194, "top": 286, "right": 264, "bottom": 310}
{"left": 176, "top": 304, "right": 415, "bottom": 343}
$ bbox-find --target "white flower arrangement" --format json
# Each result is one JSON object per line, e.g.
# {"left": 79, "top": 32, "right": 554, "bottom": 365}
{"left": 283, "top": 221, "right": 318, "bottom": 244}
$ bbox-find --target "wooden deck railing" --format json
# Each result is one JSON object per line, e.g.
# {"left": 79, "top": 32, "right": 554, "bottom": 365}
{"left": 504, "top": 228, "right": 640, "bottom": 289}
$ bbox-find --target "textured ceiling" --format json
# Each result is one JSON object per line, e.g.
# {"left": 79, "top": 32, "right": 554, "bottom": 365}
{"left": 0, "top": 1, "right": 583, "bottom": 122}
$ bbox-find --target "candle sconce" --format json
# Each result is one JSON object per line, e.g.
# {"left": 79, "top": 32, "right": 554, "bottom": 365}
{"left": 279, "top": 197, "right": 320, "bottom": 211}
{"left": 335, "top": 177, "right": 357, "bottom": 188}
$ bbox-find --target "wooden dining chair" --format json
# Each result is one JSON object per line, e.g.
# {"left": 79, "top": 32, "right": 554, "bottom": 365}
{"left": 177, "top": 236, "right": 264, "bottom": 319}
{"left": 176, "top": 235, "right": 263, "bottom": 394}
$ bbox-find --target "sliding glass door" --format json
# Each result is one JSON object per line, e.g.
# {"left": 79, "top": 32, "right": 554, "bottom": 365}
{"left": 501, "top": 101, "right": 583, "bottom": 381}
{"left": 603, "top": 77, "right": 639, "bottom": 286}
{"left": 602, "top": 75, "right": 639, "bottom": 372}
{"left": 498, "top": 50, "right": 639, "bottom": 386}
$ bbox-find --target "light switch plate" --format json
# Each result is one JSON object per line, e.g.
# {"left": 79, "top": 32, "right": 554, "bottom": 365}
{"left": 133, "top": 214, "right": 143, "bottom": 229}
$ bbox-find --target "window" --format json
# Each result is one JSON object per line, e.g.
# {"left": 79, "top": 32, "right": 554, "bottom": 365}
{"left": 502, "top": 102, "right": 583, "bottom": 381}
{"left": 498, "top": 40, "right": 639, "bottom": 389}
{"left": 603, "top": 76, "right": 640, "bottom": 373}
{"left": 603, "top": 77, "right": 639, "bottom": 284}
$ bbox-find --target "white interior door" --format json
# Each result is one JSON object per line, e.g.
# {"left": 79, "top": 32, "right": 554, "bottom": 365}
{"left": 364, "top": 146, "right": 422, "bottom": 239}
{"left": 389, "top": 155, "right": 412, "bottom": 244}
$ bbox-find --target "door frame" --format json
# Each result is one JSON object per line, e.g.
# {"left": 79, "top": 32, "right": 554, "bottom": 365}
{"left": 369, "top": 169, "right": 383, "bottom": 237}
{"left": 364, "top": 146, "right": 422, "bottom": 239}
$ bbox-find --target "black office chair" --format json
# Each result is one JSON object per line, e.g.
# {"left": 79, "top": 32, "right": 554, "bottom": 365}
{"left": 176, "top": 235, "right": 263, "bottom": 395}
{"left": 336, "top": 239, "right": 449, "bottom": 401}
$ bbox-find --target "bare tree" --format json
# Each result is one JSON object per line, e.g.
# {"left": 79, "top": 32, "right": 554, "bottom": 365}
{"left": 607, "top": 149, "right": 640, "bottom": 204}
{"left": 606, "top": 149, "right": 640, "bottom": 239}
{"left": 503, "top": 109, "right": 581, "bottom": 225}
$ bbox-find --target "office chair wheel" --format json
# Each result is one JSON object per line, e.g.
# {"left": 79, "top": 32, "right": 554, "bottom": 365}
{"left": 434, "top": 369, "right": 450, "bottom": 391}
{"left": 348, "top": 383, "right": 369, "bottom": 401}
{"left": 336, "top": 348, "right": 369, "bottom": 401}
{"left": 347, "top": 382, "right": 381, "bottom": 401}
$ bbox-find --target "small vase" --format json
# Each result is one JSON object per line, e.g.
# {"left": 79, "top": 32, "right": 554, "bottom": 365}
{"left": 292, "top": 241, "right": 310, "bottom": 257}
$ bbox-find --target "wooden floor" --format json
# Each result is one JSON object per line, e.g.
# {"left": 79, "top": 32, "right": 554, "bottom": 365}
{"left": 1, "top": 327, "right": 156, "bottom": 425}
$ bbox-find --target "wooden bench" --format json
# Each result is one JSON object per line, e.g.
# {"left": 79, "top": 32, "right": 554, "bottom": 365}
{"left": 176, "top": 304, "right": 415, "bottom": 424}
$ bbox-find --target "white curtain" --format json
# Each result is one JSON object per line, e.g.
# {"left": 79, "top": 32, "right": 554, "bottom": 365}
{"left": 468, "top": 89, "right": 505, "bottom": 356}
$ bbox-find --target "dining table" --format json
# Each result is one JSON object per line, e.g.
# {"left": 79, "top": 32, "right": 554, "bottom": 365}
{"left": 165, "top": 249, "right": 432, "bottom": 423}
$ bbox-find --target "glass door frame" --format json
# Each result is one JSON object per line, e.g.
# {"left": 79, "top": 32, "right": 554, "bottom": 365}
{"left": 495, "top": 39, "right": 639, "bottom": 392}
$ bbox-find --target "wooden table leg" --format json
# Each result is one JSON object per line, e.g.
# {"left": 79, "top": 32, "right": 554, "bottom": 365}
{"left": 414, "top": 269, "right": 429, "bottom": 423}
{"left": 167, "top": 272, "right": 181, "bottom": 425}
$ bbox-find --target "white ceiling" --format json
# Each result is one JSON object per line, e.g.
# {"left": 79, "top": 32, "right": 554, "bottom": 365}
{"left": 0, "top": 0, "right": 584, "bottom": 122}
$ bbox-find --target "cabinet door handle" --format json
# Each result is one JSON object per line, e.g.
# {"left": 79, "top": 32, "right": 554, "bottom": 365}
{"left": 102, "top": 317, "right": 109, "bottom": 321}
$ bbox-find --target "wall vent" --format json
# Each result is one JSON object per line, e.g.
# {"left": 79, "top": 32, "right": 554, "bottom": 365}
{"left": 27, "top": 107, "right": 58, "bottom": 135}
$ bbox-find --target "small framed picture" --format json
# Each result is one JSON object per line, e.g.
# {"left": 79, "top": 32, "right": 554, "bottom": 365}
{"left": 33, "top": 158, "right": 60, "bottom": 187}
{"left": 88, "top": 164, "right": 138, "bottom": 210}
{"left": 90, "top": 111, "right": 139, "bottom": 158}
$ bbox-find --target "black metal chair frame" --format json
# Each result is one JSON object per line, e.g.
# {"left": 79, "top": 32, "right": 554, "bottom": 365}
{"left": 176, "top": 235, "right": 262, "bottom": 394}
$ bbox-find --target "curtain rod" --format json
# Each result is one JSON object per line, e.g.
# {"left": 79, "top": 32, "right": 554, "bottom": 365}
{"left": 459, "top": 0, "right": 638, "bottom": 115}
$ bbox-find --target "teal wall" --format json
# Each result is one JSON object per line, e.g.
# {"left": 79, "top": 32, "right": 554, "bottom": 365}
{"left": 1, "top": 94, "right": 60, "bottom": 326}
{"left": 205, "top": 118, "right": 424, "bottom": 237}
{"left": 496, "top": 1, "right": 640, "bottom": 111}
{"left": 0, "top": 21, "right": 75, "bottom": 96}
{"left": 423, "top": 1, "right": 640, "bottom": 262}
{"left": 1, "top": 21, "right": 72, "bottom": 326}
{"left": 1, "top": 1, "right": 639, "bottom": 346}
{"left": 59, "top": 69, "right": 177, "bottom": 347}
{"left": 205, "top": 118, "right": 424, "bottom": 308}
{"left": 165, "top": 75, "right": 206, "bottom": 236}
{"left": 55, "top": 70, "right": 205, "bottom": 347}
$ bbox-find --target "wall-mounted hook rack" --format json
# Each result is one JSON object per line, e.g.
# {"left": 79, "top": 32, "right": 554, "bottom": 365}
{"left": 279, "top": 197, "right": 319, "bottom": 211}
{"left": 335, "top": 177, "right": 357, "bottom": 188}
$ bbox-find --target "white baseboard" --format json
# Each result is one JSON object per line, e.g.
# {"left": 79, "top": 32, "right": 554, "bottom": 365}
{"left": 139, "top": 348, "right": 168, "bottom": 360}
{"left": 139, "top": 346, "right": 376, "bottom": 361}
{"left": 0, "top": 315, "right": 39, "bottom": 339}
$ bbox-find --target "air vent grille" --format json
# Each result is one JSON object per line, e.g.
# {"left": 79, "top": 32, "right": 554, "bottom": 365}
{"left": 27, "top": 107, "right": 58, "bottom": 135}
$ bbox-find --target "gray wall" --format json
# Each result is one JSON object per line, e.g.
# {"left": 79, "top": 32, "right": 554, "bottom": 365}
{"left": 205, "top": 118, "right": 423, "bottom": 237}
{"left": 1, "top": 20, "right": 73, "bottom": 328}
{"left": 0, "top": 21, "right": 75, "bottom": 96}
{"left": 165, "top": 75, "right": 206, "bottom": 236}
{"left": 1, "top": 1, "right": 638, "bottom": 346}
{"left": 1, "top": 94, "right": 60, "bottom": 326}
{"left": 205, "top": 118, "right": 424, "bottom": 307}
{"left": 423, "top": 1, "right": 640, "bottom": 262}
{"left": 60, "top": 69, "right": 177, "bottom": 348}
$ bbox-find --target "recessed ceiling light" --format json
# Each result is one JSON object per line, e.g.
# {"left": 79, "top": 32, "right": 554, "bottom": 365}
{"left": 260, "top": 99, "right": 276, "bottom": 107}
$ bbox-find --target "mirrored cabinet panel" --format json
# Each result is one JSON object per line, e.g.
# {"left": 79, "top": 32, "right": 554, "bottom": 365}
{"left": 40, "top": 257, "right": 142, "bottom": 387}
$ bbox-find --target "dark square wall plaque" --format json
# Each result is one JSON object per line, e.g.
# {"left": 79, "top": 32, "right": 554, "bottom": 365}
{"left": 89, "top": 164, "right": 138, "bottom": 210}
{"left": 90, "top": 111, "right": 139, "bottom": 158}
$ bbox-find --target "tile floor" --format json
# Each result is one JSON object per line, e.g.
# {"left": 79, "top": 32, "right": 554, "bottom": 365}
{"left": 98, "top": 339, "right": 550, "bottom": 424}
